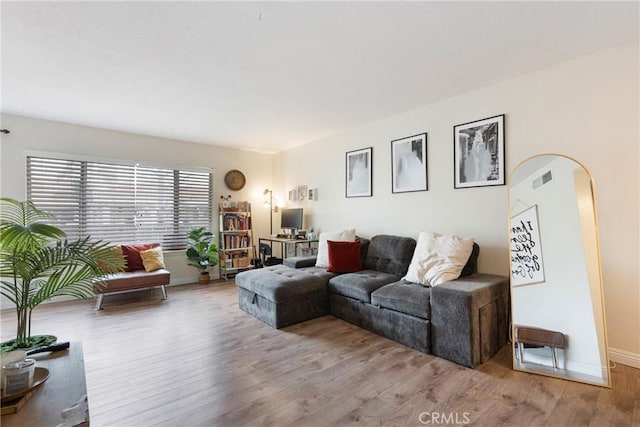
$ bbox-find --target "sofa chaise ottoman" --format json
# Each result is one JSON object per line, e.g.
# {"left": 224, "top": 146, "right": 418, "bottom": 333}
{"left": 236, "top": 264, "right": 336, "bottom": 328}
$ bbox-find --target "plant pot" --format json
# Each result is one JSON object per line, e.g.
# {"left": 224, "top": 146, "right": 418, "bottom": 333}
{"left": 199, "top": 272, "right": 210, "bottom": 284}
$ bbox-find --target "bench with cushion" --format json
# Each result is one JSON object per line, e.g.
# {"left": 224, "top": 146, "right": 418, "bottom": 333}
{"left": 95, "top": 243, "right": 170, "bottom": 310}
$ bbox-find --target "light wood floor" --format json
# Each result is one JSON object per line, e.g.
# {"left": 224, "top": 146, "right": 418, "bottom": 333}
{"left": 1, "top": 281, "right": 638, "bottom": 427}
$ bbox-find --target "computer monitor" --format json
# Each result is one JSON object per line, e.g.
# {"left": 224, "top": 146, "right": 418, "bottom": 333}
{"left": 280, "top": 208, "right": 303, "bottom": 231}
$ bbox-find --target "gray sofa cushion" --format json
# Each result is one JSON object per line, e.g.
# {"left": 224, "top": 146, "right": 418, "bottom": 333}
{"left": 363, "top": 235, "right": 416, "bottom": 276}
{"left": 328, "top": 270, "right": 400, "bottom": 303}
{"left": 235, "top": 265, "right": 333, "bottom": 302}
{"left": 283, "top": 256, "right": 317, "bottom": 268}
{"left": 460, "top": 242, "right": 480, "bottom": 277}
{"left": 298, "top": 266, "right": 339, "bottom": 282}
{"left": 371, "top": 280, "right": 431, "bottom": 320}
{"left": 356, "top": 236, "right": 370, "bottom": 267}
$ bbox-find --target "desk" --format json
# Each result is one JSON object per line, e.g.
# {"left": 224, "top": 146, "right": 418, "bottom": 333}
{"left": 258, "top": 237, "right": 318, "bottom": 260}
{"left": 1, "top": 342, "right": 89, "bottom": 426}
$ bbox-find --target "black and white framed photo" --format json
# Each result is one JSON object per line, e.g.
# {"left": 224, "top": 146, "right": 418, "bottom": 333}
{"left": 391, "top": 133, "right": 428, "bottom": 193}
{"left": 454, "top": 114, "right": 505, "bottom": 189}
{"left": 297, "top": 185, "right": 308, "bottom": 201}
{"left": 346, "top": 147, "right": 372, "bottom": 198}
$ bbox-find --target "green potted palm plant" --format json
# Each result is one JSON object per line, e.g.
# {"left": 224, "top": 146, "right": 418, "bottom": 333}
{"left": 0, "top": 198, "right": 125, "bottom": 351}
{"left": 186, "top": 227, "right": 218, "bottom": 284}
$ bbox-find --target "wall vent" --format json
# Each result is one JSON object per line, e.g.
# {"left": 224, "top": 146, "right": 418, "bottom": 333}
{"left": 532, "top": 170, "right": 553, "bottom": 189}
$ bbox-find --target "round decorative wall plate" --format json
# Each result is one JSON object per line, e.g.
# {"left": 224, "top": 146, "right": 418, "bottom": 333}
{"left": 224, "top": 170, "right": 246, "bottom": 191}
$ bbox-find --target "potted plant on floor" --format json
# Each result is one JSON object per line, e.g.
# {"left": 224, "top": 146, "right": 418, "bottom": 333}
{"left": 186, "top": 227, "right": 218, "bottom": 284}
{"left": 0, "top": 198, "right": 125, "bottom": 351}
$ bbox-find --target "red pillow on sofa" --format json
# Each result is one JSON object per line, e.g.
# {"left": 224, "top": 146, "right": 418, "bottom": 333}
{"left": 121, "top": 244, "right": 154, "bottom": 272}
{"left": 327, "top": 240, "right": 362, "bottom": 273}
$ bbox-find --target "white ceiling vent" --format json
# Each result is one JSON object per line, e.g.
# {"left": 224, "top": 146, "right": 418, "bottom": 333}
{"left": 532, "top": 170, "right": 553, "bottom": 189}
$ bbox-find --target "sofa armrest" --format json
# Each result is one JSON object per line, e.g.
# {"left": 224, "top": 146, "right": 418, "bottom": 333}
{"left": 430, "top": 273, "right": 509, "bottom": 368}
{"left": 283, "top": 256, "right": 317, "bottom": 269}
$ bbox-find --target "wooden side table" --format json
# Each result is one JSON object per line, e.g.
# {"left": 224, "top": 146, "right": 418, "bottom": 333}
{"left": 1, "top": 342, "right": 89, "bottom": 426}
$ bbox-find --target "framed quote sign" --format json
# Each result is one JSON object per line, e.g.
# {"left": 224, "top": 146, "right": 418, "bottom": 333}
{"left": 510, "top": 205, "right": 545, "bottom": 287}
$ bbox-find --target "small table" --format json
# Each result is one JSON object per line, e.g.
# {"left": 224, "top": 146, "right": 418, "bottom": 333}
{"left": 259, "top": 236, "right": 318, "bottom": 261}
{"left": 1, "top": 342, "right": 89, "bottom": 426}
{"left": 514, "top": 325, "right": 567, "bottom": 369}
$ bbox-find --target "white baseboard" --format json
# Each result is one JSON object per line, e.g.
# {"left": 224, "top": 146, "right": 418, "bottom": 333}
{"left": 609, "top": 347, "right": 640, "bottom": 369}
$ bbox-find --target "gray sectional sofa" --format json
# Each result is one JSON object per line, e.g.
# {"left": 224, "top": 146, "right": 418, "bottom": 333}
{"left": 236, "top": 234, "right": 509, "bottom": 368}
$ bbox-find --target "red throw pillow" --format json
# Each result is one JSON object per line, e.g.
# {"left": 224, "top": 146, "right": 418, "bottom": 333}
{"left": 121, "top": 244, "right": 154, "bottom": 272}
{"left": 327, "top": 240, "right": 361, "bottom": 273}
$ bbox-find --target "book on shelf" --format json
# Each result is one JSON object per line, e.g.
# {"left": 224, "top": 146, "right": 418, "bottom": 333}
{"left": 222, "top": 213, "right": 250, "bottom": 231}
{"left": 224, "top": 234, "right": 250, "bottom": 249}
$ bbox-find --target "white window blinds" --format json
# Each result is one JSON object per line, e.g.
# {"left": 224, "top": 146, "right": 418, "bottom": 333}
{"left": 26, "top": 155, "right": 213, "bottom": 250}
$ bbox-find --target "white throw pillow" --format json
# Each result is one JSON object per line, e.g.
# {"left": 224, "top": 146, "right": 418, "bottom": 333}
{"left": 315, "top": 229, "right": 356, "bottom": 268}
{"left": 403, "top": 231, "right": 474, "bottom": 286}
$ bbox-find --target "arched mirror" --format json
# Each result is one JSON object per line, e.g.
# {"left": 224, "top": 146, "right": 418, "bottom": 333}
{"left": 508, "top": 154, "right": 610, "bottom": 387}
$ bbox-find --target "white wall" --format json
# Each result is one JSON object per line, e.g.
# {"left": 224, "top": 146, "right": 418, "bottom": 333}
{"left": 273, "top": 40, "right": 640, "bottom": 363}
{"left": 0, "top": 114, "right": 274, "bottom": 294}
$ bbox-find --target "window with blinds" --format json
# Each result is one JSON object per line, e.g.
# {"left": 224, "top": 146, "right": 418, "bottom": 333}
{"left": 26, "top": 155, "right": 213, "bottom": 250}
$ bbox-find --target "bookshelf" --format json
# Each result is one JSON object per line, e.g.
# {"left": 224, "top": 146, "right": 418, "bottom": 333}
{"left": 219, "top": 201, "right": 254, "bottom": 280}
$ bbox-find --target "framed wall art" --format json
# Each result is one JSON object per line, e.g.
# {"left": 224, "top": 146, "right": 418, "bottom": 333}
{"left": 510, "top": 205, "right": 545, "bottom": 287}
{"left": 346, "top": 147, "right": 372, "bottom": 198}
{"left": 391, "top": 133, "right": 428, "bottom": 193}
{"left": 454, "top": 114, "right": 505, "bottom": 189}
{"left": 297, "top": 185, "right": 308, "bottom": 201}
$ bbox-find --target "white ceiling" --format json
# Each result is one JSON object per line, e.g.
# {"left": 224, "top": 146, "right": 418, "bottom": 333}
{"left": 1, "top": 2, "right": 638, "bottom": 153}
